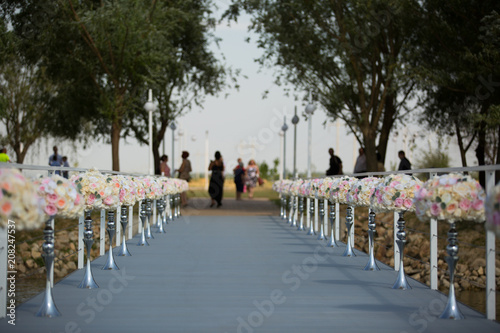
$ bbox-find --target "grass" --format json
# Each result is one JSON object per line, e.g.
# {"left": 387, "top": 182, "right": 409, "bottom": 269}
{"left": 186, "top": 177, "right": 279, "bottom": 200}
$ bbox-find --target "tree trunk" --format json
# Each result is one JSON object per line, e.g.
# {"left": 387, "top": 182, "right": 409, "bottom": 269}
{"left": 496, "top": 124, "right": 500, "bottom": 183}
{"left": 455, "top": 120, "right": 468, "bottom": 167}
{"left": 375, "top": 94, "right": 397, "bottom": 169}
{"left": 475, "top": 107, "right": 487, "bottom": 188}
{"left": 153, "top": 120, "right": 168, "bottom": 175}
{"left": 111, "top": 120, "right": 121, "bottom": 171}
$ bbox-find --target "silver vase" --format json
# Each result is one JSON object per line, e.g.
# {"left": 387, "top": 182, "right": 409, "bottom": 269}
{"left": 439, "top": 222, "right": 464, "bottom": 319}
{"left": 36, "top": 217, "right": 61, "bottom": 317}
{"left": 392, "top": 212, "right": 411, "bottom": 290}
{"left": 102, "top": 210, "right": 119, "bottom": 270}
{"left": 306, "top": 200, "right": 316, "bottom": 236}
{"left": 317, "top": 200, "right": 326, "bottom": 240}
{"left": 363, "top": 209, "right": 380, "bottom": 271}
{"left": 117, "top": 205, "right": 132, "bottom": 256}
{"left": 327, "top": 202, "right": 338, "bottom": 247}
{"left": 342, "top": 206, "right": 356, "bottom": 257}
{"left": 297, "top": 197, "right": 305, "bottom": 231}
{"left": 137, "top": 201, "right": 149, "bottom": 246}
{"left": 78, "top": 210, "right": 99, "bottom": 289}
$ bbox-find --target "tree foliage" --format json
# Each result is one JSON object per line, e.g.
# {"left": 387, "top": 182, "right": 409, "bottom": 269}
{"left": 225, "top": 0, "right": 422, "bottom": 171}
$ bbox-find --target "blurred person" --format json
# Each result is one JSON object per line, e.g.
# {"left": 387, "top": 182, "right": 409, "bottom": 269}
{"left": 48, "top": 145, "right": 62, "bottom": 165}
{"left": 0, "top": 147, "right": 11, "bottom": 163}
{"left": 245, "top": 159, "right": 260, "bottom": 199}
{"left": 176, "top": 151, "right": 192, "bottom": 207}
{"left": 398, "top": 150, "right": 412, "bottom": 171}
{"left": 62, "top": 156, "right": 70, "bottom": 179}
{"left": 233, "top": 158, "right": 246, "bottom": 200}
{"left": 208, "top": 151, "right": 225, "bottom": 207}
{"left": 160, "top": 155, "right": 171, "bottom": 177}
{"left": 326, "top": 148, "right": 343, "bottom": 176}
{"left": 50, "top": 155, "right": 61, "bottom": 176}
{"left": 353, "top": 147, "right": 367, "bottom": 176}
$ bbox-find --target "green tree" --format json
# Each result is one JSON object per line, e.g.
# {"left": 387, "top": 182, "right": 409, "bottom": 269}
{"left": 412, "top": 1, "right": 500, "bottom": 182}
{"left": 259, "top": 160, "right": 270, "bottom": 179}
{"left": 224, "top": 0, "right": 421, "bottom": 171}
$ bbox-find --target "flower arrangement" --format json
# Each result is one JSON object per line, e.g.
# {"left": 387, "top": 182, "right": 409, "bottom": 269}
{"left": 289, "top": 179, "right": 303, "bottom": 196}
{"left": 485, "top": 182, "right": 500, "bottom": 236}
{"left": 317, "top": 177, "right": 335, "bottom": 200}
{"left": 310, "top": 178, "right": 325, "bottom": 199}
{"left": 329, "top": 176, "right": 357, "bottom": 204}
{"left": 71, "top": 168, "right": 120, "bottom": 210}
{"left": 112, "top": 175, "right": 138, "bottom": 207}
{"left": 35, "top": 174, "right": 84, "bottom": 219}
{"left": 140, "top": 176, "right": 163, "bottom": 200}
{"left": 298, "top": 180, "right": 313, "bottom": 198}
{"left": 0, "top": 168, "right": 45, "bottom": 230}
{"left": 370, "top": 174, "right": 423, "bottom": 213}
{"left": 414, "top": 173, "right": 485, "bottom": 223}
{"left": 347, "top": 177, "right": 383, "bottom": 207}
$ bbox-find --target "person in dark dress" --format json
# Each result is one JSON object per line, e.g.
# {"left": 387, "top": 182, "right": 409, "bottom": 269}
{"left": 398, "top": 150, "right": 412, "bottom": 171}
{"left": 209, "top": 151, "right": 225, "bottom": 207}
{"left": 233, "top": 158, "right": 245, "bottom": 200}
{"left": 326, "top": 148, "right": 343, "bottom": 176}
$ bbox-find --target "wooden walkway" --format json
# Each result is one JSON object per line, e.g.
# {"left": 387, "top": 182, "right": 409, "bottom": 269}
{"left": 1, "top": 211, "right": 499, "bottom": 332}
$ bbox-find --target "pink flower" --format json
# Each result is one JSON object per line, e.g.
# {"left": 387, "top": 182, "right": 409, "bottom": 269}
{"left": 394, "top": 198, "right": 404, "bottom": 207}
{"left": 459, "top": 198, "right": 471, "bottom": 211}
{"left": 44, "top": 204, "right": 58, "bottom": 216}
{"left": 46, "top": 193, "right": 58, "bottom": 203}
{"left": 403, "top": 199, "right": 413, "bottom": 209}
{"left": 74, "top": 194, "right": 81, "bottom": 205}
{"left": 103, "top": 196, "right": 115, "bottom": 206}
{"left": 472, "top": 199, "right": 484, "bottom": 211}
{"left": 430, "top": 203, "right": 441, "bottom": 216}
{"left": 446, "top": 203, "right": 457, "bottom": 214}
{"left": 87, "top": 193, "right": 96, "bottom": 205}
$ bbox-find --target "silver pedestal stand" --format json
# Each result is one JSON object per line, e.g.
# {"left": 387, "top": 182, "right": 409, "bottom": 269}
{"left": 144, "top": 199, "right": 154, "bottom": 239}
{"left": 439, "top": 222, "right": 464, "bottom": 319}
{"left": 327, "top": 202, "right": 338, "bottom": 247}
{"left": 297, "top": 197, "right": 305, "bottom": 231}
{"left": 156, "top": 199, "right": 166, "bottom": 234}
{"left": 306, "top": 200, "right": 316, "bottom": 235}
{"left": 363, "top": 209, "right": 380, "bottom": 271}
{"left": 137, "top": 201, "right": 149, "bottom": 246}
{"left": 342, "top": 206, "right": 356, "bottom": 257}
{"left": 289, "top": 197, "right": 296, "bottom": 227}
{"left": 287, "top": 196, "right": 293, "bottom": 224}
{"left": 36, "top": 217, "right": 61, "bottom": 317}
{"left": 117, "top": 205, "right": 132, "bottom": 256}
{"left": 317, "top": 200, "right": 326, "bottom": 240}
{"left": 102, "top": 210, "right": 119, "bottom": 270}
{"left": 78, "top": 210, "right": 99, "bottom": 289}
{"left": 392, "top": 212, "right": 411, "bottom": 290}
{"left": 280, "top": 196, "right": 285, "bottom": 220}
{"left": 168, "top": 195, "right": 174, "bottom": 222}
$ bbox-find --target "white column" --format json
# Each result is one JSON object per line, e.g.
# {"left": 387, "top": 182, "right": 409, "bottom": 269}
{"left": 335, "top": 203, "right": 340, "bottom": 241}
{"left": 78, "top": 215, "right": 84, "bottom": 269}
{"left": 323, "top": 199, "right": 328, "bottom": 235}
{"left": 314, "top": 199, "right": 319, "bottom": 232}
{"left": 100, "top": 209, "right": 106, "bottom": 256}
{"left": 0, "top": 227, "right": 7, "bottom": 318}
{"left": 116, "top": 207, "right": 121, "bottom": 247}
{"left": 394, "top": 212, "right": 400, "bottom": 271}
{"left": 350, "top": 207, "right": 355, "bottom": 248}
{"left": 485, "top": 170, "right": 496, "bottom": 320}
{"left": 430, "top": 218, "right": 438, "bottom": 290}
{"left": 128, "top": 206, "right": 133, "bottom": 240}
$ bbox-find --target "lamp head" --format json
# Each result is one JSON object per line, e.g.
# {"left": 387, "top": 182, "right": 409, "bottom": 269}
{"left": 144, "top": 101, "right": 156, "bottom": 112}
{"left": 169, "top": 122, "right": 177, "bottom": 131}
{"left": 291, "top": 114, "right": 299, "bottom": 125}
{"left": 305, "top": 103, "right": 316, "bottom": 115}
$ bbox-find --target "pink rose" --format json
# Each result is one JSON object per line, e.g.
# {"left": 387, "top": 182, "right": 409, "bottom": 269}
{"left": 87, "top": 193, "right": 96, "bottom": 205}
{"left": 44, "top": 204, "right": 58, "bottom": 216}
{"left": 446, "top": 203, "right": 457, "bottom": 214}
{"left": 430, "top": 203, "right": 441, "bottom": 216}
{"left": 74, "top": 194, "right": 81, "bottom": 205}
{"left": 394, "top": 198, "right": 404, "bottom": 207}
{"left": 459, "top": 198, "right": 471, "bottom": 211}
{"left": 47, "top": 193, "right": 58, "bottom": 203}
{"left": 103, "top": 196, "right": 115, "bottom": 206}
{"left": 403, "top": 199, "right": 413, "bottom": 209}
{"left": 472, "top": 199, "right": 483, "bottom": 211}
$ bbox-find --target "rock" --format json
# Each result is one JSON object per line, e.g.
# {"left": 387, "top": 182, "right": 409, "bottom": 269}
{"left": 69, "top": 231, "right": 79, "bottom": 242}
{"left": 31, "top": 248, "right": 41, "bottom": 259}
{"left": 478, "top": 266, "right": 484, "bottom": 276}
{"left": 67, "top": 261, "right": 77, "bottom": 271}
{"left": 17, "top": 263, "right": 26, "bottom": 273}
{"left": 460, "top": 280, "right": 471, "bottom": 289}
{"left": 57, "top": 231, "right": 70, "bottom": 243}
{"left": 456, "top": 263, "right": 467, "bottom": 274}
{"left": 442, "top": 279, "right": 450, "bottom": 288}
{"left": 411, "top": 273, "right": 421, "bottom": 280}
{"left": 496, "top": 267, "right": 500, "bottom": 277}
{"left": 19, "top": 242, "right": 29, "bottom": 252}
{"left": 69, "top": 242, "right": 76, "bottom": 251}
{"left": 471, "top": 258, "right": 486, "bottom": 270}
{"left": 25, "top": 258, "right": 35, "bottom": 269}
{"left": 386, "top": 249, "right": 394, "bottom": 258}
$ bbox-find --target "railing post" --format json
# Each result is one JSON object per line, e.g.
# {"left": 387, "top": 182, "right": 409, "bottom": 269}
{"left": 324, "top": 199, "right": 328, "bottom": 237}
{"left": 100, "top": 209, "right": 106, "bottom": 256}
{"left": 306, "top": 198, "right": 311, "bottom": 230}
{"left": 429, "top": 172, "right": 438, "bottom": 290}
{"left": 78, "top": 215, "right": 84, "bottom": 269}
{"left": 314, "top": 198, "right": 319, "bottom": 232}
{"left": 0, "top": 227, "right": 7, "bottom": 318}
{"left": 335, "top": 203, "right": 340, "bottom": 241}
{"left": 394, "top": 212, "right": 400, "bottom": 271}
{"left": 128, "top": 205, "right": 133, "bottom": 240}
{"left": 138, "top": 200, "right": 143, "bottom": 233}
{"left": 485, "top": 170, "right": 496, "bottom": 320}
{"left": 350, "top": 206, "right": 355, "bottom": 248}
{"left": 116, "top": 207, "right": 121, "bottom": 247}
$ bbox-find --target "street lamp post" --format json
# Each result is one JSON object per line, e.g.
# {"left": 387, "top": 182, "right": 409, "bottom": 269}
{"left": 305, "top": 97, "right": 317, "bottom": 178}
{"left": 170, "top": 122, "right": 177, "bottom": 174}
{"left": 291, "top": 106, "right": 299, "bottom": 178}
{"left": 144, "top": 89, "right": 157, "bottom": 175}
{"left": 281, "top": 117, "right": 288, "bottom": 179}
